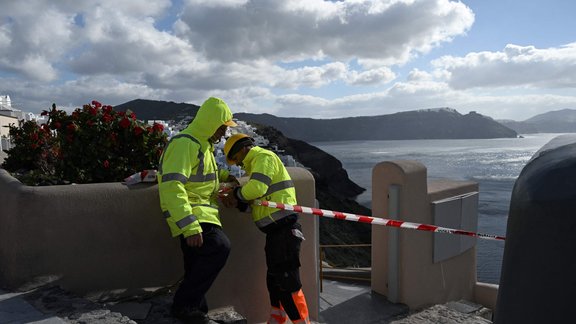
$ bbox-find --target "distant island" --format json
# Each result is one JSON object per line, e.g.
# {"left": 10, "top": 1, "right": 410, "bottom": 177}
{"left": 115, "top": 99, "right": 519, "bottom": 141}
{"left": 498, "top": 108, "right": 576, "bottom": 134}
{"left": 235, "top": 109, "right": 517, "bottom": 142}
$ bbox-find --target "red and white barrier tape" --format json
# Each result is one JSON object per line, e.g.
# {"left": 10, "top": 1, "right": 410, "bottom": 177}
{"left": 255, "top": 200, "right": 505, "bottom": 241}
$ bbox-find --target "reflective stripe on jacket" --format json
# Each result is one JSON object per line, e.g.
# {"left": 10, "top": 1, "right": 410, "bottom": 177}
{"left": 157, "top": 97, "right": 232, "bottom": 237}
{"left": 237, "top": 146, "right": 296, "bottom": 228}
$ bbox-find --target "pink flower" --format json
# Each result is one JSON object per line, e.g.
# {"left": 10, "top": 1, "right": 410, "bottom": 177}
{"left": 92, "top": 100, "right": 102, "bottom": 108}
{"left": 103, "top": 160, "right": 110, "bottom": 169}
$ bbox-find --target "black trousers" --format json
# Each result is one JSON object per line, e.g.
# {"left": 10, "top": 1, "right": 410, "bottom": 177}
{"left": 173, "top": 223, "right": 231, "bottom": 312}
{"left": 264, "top": 217, "right": 304, "bottom": 320}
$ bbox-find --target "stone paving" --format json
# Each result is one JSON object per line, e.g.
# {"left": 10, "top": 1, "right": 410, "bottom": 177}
{"left": 1, "top": 281, "right": 493, "bottom": 324}
{"left": 391, "top": 303, "right": 492, "bottom": 324}
{"left": 0, "top": 288, "right": 66, "bottom": 323}
{"left": 0, "top": 285, "right": 248, "bottom": 324}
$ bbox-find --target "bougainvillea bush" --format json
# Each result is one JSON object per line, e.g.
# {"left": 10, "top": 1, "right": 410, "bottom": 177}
{"left": 1, "top": 101, "right": 167, "bottom": 185}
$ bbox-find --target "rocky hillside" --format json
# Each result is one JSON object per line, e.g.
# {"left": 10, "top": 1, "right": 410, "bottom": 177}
{"left": 115, "top": 100, "right": 518, "bottom": 141}
{"left": 251, "top": 123, "right": 372, "bottom": 267}
{"left": 499, "top": 108, "right": 576, "bottom": 134}
{"left": 236, "top": 108, "right": 517, "bottom": 142}
{"left": 497, "top": 120, "right": 539, "bottom": 134}
{"left": 115, "top": 99, "right": 200, "bottom": 121}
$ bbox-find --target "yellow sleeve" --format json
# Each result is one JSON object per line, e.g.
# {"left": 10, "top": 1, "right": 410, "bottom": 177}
{"left": 238, "top": 155, "right": 278, "bottom": 201}
{"left": 158, "top": 138, "right": 202, "bottom": 237}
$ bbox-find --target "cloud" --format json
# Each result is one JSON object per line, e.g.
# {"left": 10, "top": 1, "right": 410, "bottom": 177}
{"left": 347, "top": 67, "right": 396, "bottom": 85}
{"left": 5, "top": 0, "right": 575, "bottom": 122}
{"left": 0, "top": 4, "right": 76, "bottom": 81}
{"left": 176, "top": 0, "right": 474, "bottom": 64}
{"left": 263, "top": 64, "right": 576, "bottom": 121}
{"left": 1, "top": 0, "right": 475, "bottom": 112}
{"left": 434, "top": 43, "right": 576, "bottom": 89}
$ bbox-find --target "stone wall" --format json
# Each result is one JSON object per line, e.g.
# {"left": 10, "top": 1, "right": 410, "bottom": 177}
{"left": 0, "top": 167, "right": 319, "bottom": 323}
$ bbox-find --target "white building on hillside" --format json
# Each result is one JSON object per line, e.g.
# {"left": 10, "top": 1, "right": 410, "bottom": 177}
{"left": 0, "top": 95, "right": 45, "bottom": 152}
{"left": 0, "top": 95, "right": 40, "bottom": 122}
{"left": 0, "top": 114, "right": 18, "bottom": 151}
{"left": 1, "top": 95, "right": 11, "bottom": 109}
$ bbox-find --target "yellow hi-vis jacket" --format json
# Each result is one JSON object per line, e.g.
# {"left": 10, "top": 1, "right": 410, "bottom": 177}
{"left": 158, "top": 98, "right": 232, "bottom": 238}
{"left": 236, "top": 146, "right": 297, "bottom": 228}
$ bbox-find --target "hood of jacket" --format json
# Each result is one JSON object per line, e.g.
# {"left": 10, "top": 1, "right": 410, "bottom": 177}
{"left": 185, "top": 97, "right": 234, "bottom": 141}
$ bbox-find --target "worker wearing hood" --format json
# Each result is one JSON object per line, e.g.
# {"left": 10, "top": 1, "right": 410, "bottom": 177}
{"left": 158, "top": 97, "right": 237, "bottom": 323}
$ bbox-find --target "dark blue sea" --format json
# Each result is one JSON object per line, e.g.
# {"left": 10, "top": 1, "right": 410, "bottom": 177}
{"left": 312, "top": 133, "right": 562, "bottom": 284}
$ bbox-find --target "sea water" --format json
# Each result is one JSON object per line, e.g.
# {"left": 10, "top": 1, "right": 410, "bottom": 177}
{"left": 312, "top": 133, "right": 562, "bottom": 284}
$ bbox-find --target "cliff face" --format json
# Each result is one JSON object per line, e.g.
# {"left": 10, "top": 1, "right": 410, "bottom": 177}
{"left": 236, "top": 108, "right": 518, "bottom": 142}
{"left": 251, "top": 123, "right": 371, "bottom": 267}
{"left": 116, "top": 100, "right": 518, "bottom": 141}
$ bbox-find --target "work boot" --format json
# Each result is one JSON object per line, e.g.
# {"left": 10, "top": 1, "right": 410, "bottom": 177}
{"left": 171, "top": 305, "right": 213, "bottom": 324}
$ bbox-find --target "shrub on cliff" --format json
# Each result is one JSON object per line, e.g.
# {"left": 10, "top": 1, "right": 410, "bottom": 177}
{"left": 1, "top": 101, "right": 167, "bottom": 185}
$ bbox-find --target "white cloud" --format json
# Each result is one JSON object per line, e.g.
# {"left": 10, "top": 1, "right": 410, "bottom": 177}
{"left": 176, "top": 0, "right": 474, "bottom": 63}
{"left": 274, "top": 63, "right": 347, "bottom": 88}
{"left": 434, "top": 43, "right": 576, "bottom": 89}
{"left": 348, "top": 67, "right": 396, "bottom": 85}
{"left": 0, "top": 5, "right": 76, "bottom": 81}
{"left": 185, "top": 0, "right": 249, "bottom": 8}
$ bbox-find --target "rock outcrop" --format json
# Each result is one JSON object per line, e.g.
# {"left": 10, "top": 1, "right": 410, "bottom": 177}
{"left": 251, "top": 123, "right": 372, "bottom": 267}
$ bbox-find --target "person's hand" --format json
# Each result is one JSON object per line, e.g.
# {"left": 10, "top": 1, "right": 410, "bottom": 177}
{"left": 186, "top": 233, "right": 203, "bottom": 247}
{"left": 220, "top": 191, "right": 239, "bottom": 208}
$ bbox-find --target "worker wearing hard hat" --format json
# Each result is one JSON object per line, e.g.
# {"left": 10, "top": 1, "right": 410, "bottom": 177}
{"left": 221, "top": 133, "right": 310, "bottom": 324}
{"left": 158, "top": 97, "right": 237, "bottom": 324}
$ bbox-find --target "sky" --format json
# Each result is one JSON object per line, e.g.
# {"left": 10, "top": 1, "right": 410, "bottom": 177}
{"left": 1, "top": 0, "right": 575, "bottom": 121}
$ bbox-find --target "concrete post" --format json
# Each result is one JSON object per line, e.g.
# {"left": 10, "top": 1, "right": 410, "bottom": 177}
{"left": 371, "top": 160, "right": 479, "bottom": 309}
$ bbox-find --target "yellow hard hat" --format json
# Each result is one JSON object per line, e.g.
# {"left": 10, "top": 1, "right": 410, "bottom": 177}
{"left": 224, "top": 133, "right": 252, "bottom": 165}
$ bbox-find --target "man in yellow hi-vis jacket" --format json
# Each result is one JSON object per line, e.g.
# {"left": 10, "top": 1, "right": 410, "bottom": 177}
{"left": 221, "top": 133, "right": 310, "bottom": 324}
{"left": 158, "top": 97, "right": 237, "bottom": 323}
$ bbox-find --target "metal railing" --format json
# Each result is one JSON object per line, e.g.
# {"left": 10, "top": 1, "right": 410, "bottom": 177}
{"left": 319, "top": 243, "right": 372, "bottom": 292}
